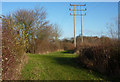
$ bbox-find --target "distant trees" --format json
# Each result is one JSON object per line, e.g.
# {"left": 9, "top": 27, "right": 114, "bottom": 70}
{"left": 106, "top": 19, "right": 118, "bottom": 39}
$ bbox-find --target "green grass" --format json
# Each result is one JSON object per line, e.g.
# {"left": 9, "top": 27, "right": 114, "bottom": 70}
{"left": 21, "top": 51, "right": 105, "bottom": 80}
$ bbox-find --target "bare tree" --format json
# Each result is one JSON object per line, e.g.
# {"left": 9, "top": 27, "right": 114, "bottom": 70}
{"left": 2, "top": 6, "right": 63, "bottom": 54}
{"left": 106, "top": 20, "right": 118, "bottom": 39}
{"left": 52, "top": 24, "right": 62, "bottom": 40}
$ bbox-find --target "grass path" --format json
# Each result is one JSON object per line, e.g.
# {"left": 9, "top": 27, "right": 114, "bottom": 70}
{"left": 21, "top": 51, "right": 104, "bottom": 80}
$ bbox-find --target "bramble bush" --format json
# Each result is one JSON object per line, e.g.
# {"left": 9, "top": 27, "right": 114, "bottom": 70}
{"left": 77, "top": 38, "right": 120, "bottom": 77}
{"left": 2, "top": 27, "right": 25, "bottom": 80}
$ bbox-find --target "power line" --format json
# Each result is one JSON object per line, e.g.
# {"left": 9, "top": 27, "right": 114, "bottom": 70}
{"left": 69, "top": 3, "right": 86, "bottom": 47}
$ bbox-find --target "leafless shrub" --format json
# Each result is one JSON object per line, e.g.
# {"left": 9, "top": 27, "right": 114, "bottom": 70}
{"left": 77, "top": 38, "right": 120, "bottom": 77}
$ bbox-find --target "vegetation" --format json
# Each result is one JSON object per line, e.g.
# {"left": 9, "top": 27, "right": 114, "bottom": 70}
{"left": 1, "top": 4, "right": 119, "bottom": 81}
{"left": 21, "top": 51, "right": 105, "bottom": 80}
{"left": 2, "top": 7, "right": 62, "bottom": 80}
{"left": 76, "top": 38, "right": 120, "bottom": 79}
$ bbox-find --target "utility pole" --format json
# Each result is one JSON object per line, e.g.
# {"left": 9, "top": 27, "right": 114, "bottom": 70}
{"left": 70, "top": 4, "right": 86, "bottom": 47}
{"left": 73, "top": 5, "right": 76, "bottom": 47}
{"left": 81, "top": 5, "right": 83, "bottom": 43}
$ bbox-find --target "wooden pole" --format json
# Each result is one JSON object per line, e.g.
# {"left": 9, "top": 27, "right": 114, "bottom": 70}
{"left": 74, "top": 5, "right": 76, "bottom": 47}
{"left": 81, "top": 5, "right": 83, "bottom": 43}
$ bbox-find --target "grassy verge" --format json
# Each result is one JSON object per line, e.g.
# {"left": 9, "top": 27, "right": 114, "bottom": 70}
{"left": 21, "top": 51, "right": 105, "bottom": 80}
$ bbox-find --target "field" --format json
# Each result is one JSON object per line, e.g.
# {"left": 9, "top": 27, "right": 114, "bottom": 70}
{"left": 21, "top": 51, "right": 105, "bottom": 80}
